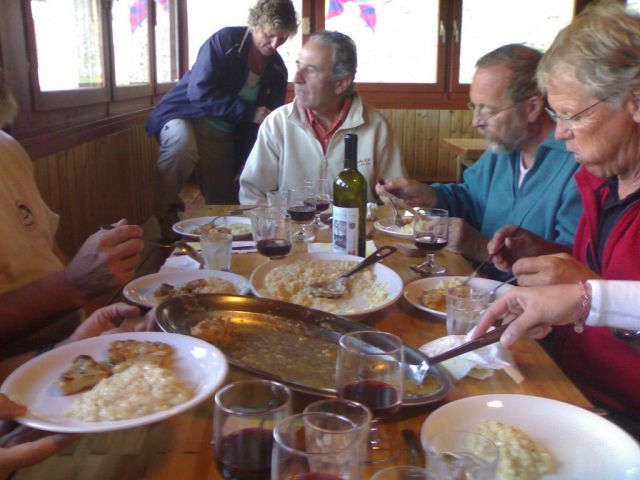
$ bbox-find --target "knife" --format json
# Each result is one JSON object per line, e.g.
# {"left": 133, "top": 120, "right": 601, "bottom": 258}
{"left": 401, "top": 428, "right": 425, "bottom": 466}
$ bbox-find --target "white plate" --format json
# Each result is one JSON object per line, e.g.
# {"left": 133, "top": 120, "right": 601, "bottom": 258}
{"left": 249, "top": 252, "right": 403, "bottom": 318}
{"left": 173, "top": 216, "right": 252, "bottom": 240}
{"left": 0, "top": 332, "right": 228, "bottom": 434}
{"left": 403, "top": 276, "right": 514, "bottom": 319}
{"left": 373, "top": 216, "right": 414, "bottom": 239}
{"left": 421, "top": 394, "right": 640, "bottom": 479}
{"left": 123, "top": 269, "right": 250, "bottom": 307}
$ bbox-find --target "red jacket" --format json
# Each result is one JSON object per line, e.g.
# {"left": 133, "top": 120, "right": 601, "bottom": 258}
{"left": 552, "top": 168, "right": 640, "bottom": 418}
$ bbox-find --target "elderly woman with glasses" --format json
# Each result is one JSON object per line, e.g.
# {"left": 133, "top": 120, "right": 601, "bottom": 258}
{"left": 489, "top": 2, "right": 640, "bottom": 425}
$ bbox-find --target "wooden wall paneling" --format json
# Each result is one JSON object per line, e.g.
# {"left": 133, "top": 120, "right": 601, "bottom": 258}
{"left": 413, "top": 110, "right": 429, "bottom": 180}
{"left": 436, "top": 110, "right": 453, "bottom": 181}
{"left": 425, "top": 110, "right": 441, "bottom": 181}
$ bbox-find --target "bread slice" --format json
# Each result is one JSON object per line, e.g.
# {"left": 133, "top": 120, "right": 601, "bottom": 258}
{"left": 56, "top": 354, "right": 112, "bottom": 395}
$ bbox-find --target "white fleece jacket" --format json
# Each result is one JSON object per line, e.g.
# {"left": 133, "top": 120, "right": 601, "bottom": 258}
{"left": 239, "top": 94, "right": 406, "bottom": 204}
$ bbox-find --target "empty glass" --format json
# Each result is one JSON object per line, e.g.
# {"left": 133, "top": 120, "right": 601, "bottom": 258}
{"left": 212, "top": 379, "right": 292, "bottom": 480}
{"left": 425, "top": 430, "right": 499, "bottom": 480}
{"left": 249, "top": 207, "right": 292, "bottom": 260}
{"left": 412, "top": 208, "right": 449, "bottom": 275}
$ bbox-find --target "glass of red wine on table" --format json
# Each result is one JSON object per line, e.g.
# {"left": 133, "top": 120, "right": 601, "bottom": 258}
{"left": 304, "top": 178, "right": 332, "bottom": 230}
{"left": 288, "top": 186, "right": 317, "bottom": 242}
{"left": 213, "top": 379, "right": 292, "bottom": 480}
{"left": 411, "top": 208, "right": 449, "bottom": 275}
{"left": 250, "top": 207, "right": 293, "bottom": 259}
{"left": 336, "top": 331, "right": 405, "bottom": 464}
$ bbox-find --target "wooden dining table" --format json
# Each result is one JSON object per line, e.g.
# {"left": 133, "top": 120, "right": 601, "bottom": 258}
{"left": 14, "top": 204, "right": 592, "bottom": 480}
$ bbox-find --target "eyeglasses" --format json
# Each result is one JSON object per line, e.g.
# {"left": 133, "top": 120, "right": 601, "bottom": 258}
{"left": 544, "top": 97, "right": 608, "bottom": 130}
{"left": 466, "top": 101, "right": 523, "bottom": 121}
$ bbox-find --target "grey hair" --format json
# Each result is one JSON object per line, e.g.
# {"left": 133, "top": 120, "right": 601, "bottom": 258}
{"left": 309, "top": 30, "right": 358, "bottom": 96}
{"left": 537, "top": 1, "right": 640, "bottom": 106}
{"left": 247, "top": 0, "right": 299, "bottom": 37}
{"left": 476, "top": 44, "right": 543, "bottom": 103}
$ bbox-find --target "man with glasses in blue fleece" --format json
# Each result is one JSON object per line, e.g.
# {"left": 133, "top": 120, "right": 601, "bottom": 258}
{"left": 377, "top": 44, "right": 582, "bottom": 280}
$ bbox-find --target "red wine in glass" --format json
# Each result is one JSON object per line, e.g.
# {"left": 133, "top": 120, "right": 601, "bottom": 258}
{"left": 304, "top": 197, "right": 331, "bottom": 213}
{"left": 256, "top": 238, "right": 292, "bottom": 258}
{"left": 414, "top": 235, "right": 448, "bottom": 253}
{"left": 340, "top": 380, "right": 401, "bottom": 419}
{"left": 216, "top": 427, "right": 273, "bottom": 480}
{"left": 287, "top": 205, "right": 316, "bottom": 222}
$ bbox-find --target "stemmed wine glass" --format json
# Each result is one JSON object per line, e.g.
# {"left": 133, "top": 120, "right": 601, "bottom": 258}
{"left": 287, "top": 186, "right": 316, "bottom": 242}
{"left": 304, "top": 178, "right": 331, "bottom": 230}
{"left": 336, "top": 330, "right": 404, "bottom": 464}
{"left": 412, "top": 208, "right": 449, "bottom": 275}
{"left": 250, "top": 207, "right": 292, "bottom": 260}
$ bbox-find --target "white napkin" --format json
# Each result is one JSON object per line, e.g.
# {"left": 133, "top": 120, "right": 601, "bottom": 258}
{"left": 420, "top": 327, "right": 524, "bottom": 383}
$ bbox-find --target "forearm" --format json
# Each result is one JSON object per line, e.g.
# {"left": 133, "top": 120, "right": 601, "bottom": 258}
{"left": 587, "top": 280, "right": 640, "bottom": 330}
{"left": 0, "top": 270, "right": 86, "bottom": 341}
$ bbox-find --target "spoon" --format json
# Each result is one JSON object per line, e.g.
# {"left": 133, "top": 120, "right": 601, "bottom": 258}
{"left": 307, "top": 246, "right": 397, "bottom": 299}
{"left": 489, "top": 275, "right": 517, "bottom": 302}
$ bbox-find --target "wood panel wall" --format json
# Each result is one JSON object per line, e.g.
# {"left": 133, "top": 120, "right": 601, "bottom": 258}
{"left": 30, "top": 109, "right": 480, "bottom": 256}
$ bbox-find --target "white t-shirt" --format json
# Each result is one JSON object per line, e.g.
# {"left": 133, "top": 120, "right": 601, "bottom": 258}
{"left": 587, "top": 280, "right": 640, "bottom": 330}
{"left": 0, "top": 130, "right": 64, "bottom": 294}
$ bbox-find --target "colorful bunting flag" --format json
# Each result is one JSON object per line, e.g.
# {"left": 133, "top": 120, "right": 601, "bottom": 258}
{"left": 326, "top": 0, "right": 377, "bottom": 31}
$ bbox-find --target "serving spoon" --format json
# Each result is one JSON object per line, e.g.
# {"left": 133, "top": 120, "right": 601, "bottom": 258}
{"left": 306, "top": 246, "right": 397, "bottom": 299}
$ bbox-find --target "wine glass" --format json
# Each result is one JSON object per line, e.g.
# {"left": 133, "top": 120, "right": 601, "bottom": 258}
{"left": 213, "top": 379, "right": 292, "bottom": 480}
{"left": 287, "top": 186, "right": 316, "bottom": 242}
{"left": 272, "top": 412, "right": 363, "bottom": 480}
{"left": 304, "top": 178, "right": 331, "bottom": 230}
{"left": 250, "top": 207, "right": 292, "bottom": 259}
{"left": 412, "top": 208, "right": 449, "bottom": 275}
{"left": 336, "top": 331, "right": 404, "bottom": 464}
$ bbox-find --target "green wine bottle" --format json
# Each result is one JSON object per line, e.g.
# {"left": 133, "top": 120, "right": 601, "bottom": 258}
{"left": 332, "top": 133, "right": 367, "bottom": 257}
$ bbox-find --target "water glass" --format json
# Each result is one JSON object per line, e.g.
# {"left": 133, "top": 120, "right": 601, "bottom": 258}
{"left": 200, "top": 230, "right": 232, "bottom": 271}
{"left": 212, "top": 379, "right": 292, "bottom": 480}
{"left": 267, "top": 190, "right": 288, "bottom": 208}
{"left": 424, "top": 431, "right": 499, "bottom": 480}
{"left": 272, "top": 412, "right": 362, "bottom": 480}
{"left": 303, "top": 398, "right": 372, "bottom": 477}
{"left": 445, "top": 285, "right": 490, "bottom": 335}
{"left": 370, "top": 466, "right": 432, "bottom": 480}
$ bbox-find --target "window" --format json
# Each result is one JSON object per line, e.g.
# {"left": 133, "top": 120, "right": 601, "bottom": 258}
{"left": 186, "top": 0, "right": 303, "bottom": 81}
{"left": 111, "top": 0, "right": 151, "bottom": 86}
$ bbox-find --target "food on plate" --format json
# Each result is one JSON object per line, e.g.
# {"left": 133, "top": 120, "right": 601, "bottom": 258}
{"left": 472, "top": 420, "right": 554, "bottom": 480}
{"left": 190, "top": 222, "right": 251, "bottom": 237}
{"left": 152, "top": 277, "right": 237, "bottom": 302}
{"left": 420, "top": 278, "right": 463, "bottom": 312}
{"left": 67, "top": 362, "right": 194, "bottom": 422}
{"left": 56, "top": 355, "right": 112, "bottom": 395}
{"left": 260, "top": 259, "right": 388, "bottom": 314}
{"left": 385, "top": 221, "right": 413, "bottom": 234}
{"left": 107, "top": 339, "right": 175, "bottom": 370}
{"left": 191, "top": 314, "right": 234, "bottom": 347}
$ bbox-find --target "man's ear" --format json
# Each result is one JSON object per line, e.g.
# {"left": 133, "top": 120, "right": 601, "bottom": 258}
{"left": 627, "top": 88, "right": 640, "bottom": 123}
{"left": 334, "top": 75, "right": 353, "bottom": 96}
{"left": 527, "top": 95, "right": 545, "bottom": 122}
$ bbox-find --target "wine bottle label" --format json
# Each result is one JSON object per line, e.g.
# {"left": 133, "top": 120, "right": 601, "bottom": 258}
{"left": 332, "top": 206, "right": 360, "bottom": 255}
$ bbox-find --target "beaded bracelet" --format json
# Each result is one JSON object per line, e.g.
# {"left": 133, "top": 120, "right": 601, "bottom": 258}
{"left": 574, "top": 281, "right": 591, "bottom": 333}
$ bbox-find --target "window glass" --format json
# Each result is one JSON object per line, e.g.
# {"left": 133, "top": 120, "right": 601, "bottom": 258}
{"left": 155, "top": 0, "right": 179, "bottom": 83}
{"left": 186, "top": 0, "right": 302, "bottom": 81}
{"left": 627, "top": 0, "right": 640, "bottom": 13}
{"left": 325, "top": 0, "right": 439, "bottom": 83}
{"left": 30, "top": 0, "right": 105, "bottom": 91}
{"left": 459, "top": 0, "right": 573, "bottom": 84}
{"left": 111, "top": 0, "right": 151, "bottom": 86}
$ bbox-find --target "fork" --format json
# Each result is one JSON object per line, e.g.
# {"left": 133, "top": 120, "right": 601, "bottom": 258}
{"left": 389, "top": 199, "right": 406, "bottom": 228}
{"left": 461, "top": 226, "right": 522, "bottom": 286}
{"left": 99, "top": 224, "right": 174, "bottom": 248}
{"left": 488, "top": 275, "right": 517, "bottom": 302}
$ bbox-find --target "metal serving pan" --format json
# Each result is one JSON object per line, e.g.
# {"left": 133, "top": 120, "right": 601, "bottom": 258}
{"left": 155, "top": 294, "right": 451, "bottom": 406}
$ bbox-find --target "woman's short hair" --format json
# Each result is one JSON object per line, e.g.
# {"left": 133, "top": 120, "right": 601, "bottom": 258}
{"left": 248, "top": 0, "right": 299, "bottom": 37}
{"left": 309, "top": 30, "right": 358, "bottom": 96}
{"left": 537, "top": 1, "right": 640, "bottom": 106}
{"left": 476, "top": 44, "right": 542, "bottom": 103}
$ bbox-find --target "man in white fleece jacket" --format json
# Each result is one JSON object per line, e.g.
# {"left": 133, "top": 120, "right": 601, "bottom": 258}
{"left": 239, "top": 30, "right": 406, "bottom": 204}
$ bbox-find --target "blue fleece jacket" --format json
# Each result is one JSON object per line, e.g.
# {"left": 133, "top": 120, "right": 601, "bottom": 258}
{"left": 432, "top": 132, "right": 582, "bottom": 278}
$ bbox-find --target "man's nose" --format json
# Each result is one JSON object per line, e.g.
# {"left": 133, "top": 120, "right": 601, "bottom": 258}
{"left": 293, "top": 69, "right": 304, "bottom": 84}
{"left": 471, "top": 112, "right": 485, "bottom": 128}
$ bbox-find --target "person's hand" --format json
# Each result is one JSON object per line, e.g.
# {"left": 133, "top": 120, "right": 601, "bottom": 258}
{"left": 512, "top": 253, "right": 600, "bottom": 286}
{"left": 252, "top": 106, "right": 271, "bottom": 125}
{"left": 446, "top": 218, "right": 489, "bottom": 262}
{"left": 375, "top": 177, "right": 437, "bottom": 207}
{"left": 489, "top": 226, "right": 570, "bottom": 273}
{"left": 473, "top": 284, "right": 583, "bottom": 348}
{"left": 0, "top": 394, "right": 78, "bottom": 476}
{"left": 63, "top": 219, "right": 143, "bottom": 300}
{"left": 61, "top": 302, "right": 142, "bottom": 345}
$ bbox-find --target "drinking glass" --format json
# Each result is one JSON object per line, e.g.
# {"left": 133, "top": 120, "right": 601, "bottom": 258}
{"left": 303, "top": 398, "right": 372, "bottom": 477}
{"left": 287, "top": 186, "right": 316, "bottom": 242}
{"left": 267, "top": 190, "right": 288, "bottom": 209}
{"left": 304, "top": 178, "right": 331, "bottom": 230}
{"left": 412, "top": 208, "right": 449, "bottom": 275}
{"left": 370, "top": 466, "right": 432, "bottom": 480}
{"left": 424, "top": 430, "right": 499, "bottom": 480}
{"left": 336, "top": 331, "right": 404, "bottom": 464}
{"left": 212, "top": 379, "right": 292, "bottom": 480}
{"left": 249, "top": 207, "right": 292, "bottom": 259}
{"left": 446, "top": 285, "right": 490, "bottom": 335}
{"left": 200, "top": 230, "right": 232, "bottom": 271}
{"left": 272, "top": 412, "right": 362, "bottom": 480}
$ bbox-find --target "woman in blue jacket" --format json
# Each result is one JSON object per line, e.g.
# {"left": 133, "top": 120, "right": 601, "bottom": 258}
{"left": 146, "top": 0, "right": 298, "bottom": 237}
